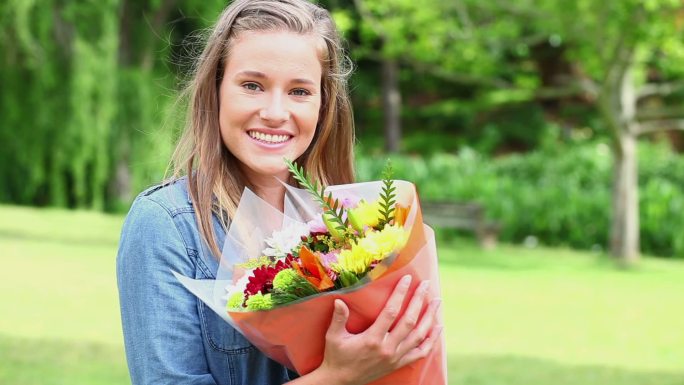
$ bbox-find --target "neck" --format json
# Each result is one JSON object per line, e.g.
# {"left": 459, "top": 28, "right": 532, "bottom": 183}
{"left": 247, "top": 173, "right": 288, "bottom": 212}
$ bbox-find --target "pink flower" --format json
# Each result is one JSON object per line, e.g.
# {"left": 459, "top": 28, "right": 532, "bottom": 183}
{"left": 340, "top": 196, "right": 359, "bottom": 208}
{"left": 319, "top": 252, "right": 339, "bottom": 269}
{"left": 307, "top": 216, "right": 328, "bottom": 233}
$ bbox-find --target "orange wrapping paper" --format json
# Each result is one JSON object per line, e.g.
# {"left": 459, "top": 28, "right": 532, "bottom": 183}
{"left": 229, "top": 228, "right": 446, "bottom": 384}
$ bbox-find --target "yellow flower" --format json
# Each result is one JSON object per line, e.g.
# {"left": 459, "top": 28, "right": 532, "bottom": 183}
{"left": 236, "top": 256, "right": 272, "bottom": 269}
{"left": 335, "top": 224, "right": 408, "bottom": 274}
{"left": 347, "top": 199, "right": 384, "bottom": 232}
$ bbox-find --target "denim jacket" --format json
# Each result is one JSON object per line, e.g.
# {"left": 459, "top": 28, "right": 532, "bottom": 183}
{"left": 116, "top": 177, "right": 296, "bottom": 385}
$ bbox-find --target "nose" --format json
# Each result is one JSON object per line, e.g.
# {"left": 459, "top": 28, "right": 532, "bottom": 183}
{"left": 259, "top": 93, "right": 290, "bottom": 125}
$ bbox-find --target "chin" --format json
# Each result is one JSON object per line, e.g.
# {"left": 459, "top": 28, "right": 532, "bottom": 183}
{"left": 248, "top": 161, "right": 290, "bottom": 179}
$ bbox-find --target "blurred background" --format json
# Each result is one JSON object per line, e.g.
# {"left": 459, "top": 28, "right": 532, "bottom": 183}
{"left": 1, "top": 1, "right": 683, "bottom": 384}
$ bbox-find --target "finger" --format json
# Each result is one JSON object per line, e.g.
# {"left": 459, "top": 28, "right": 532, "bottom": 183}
{"left": 395, "top": 298, "right": 441, "bottom": 357}
{"left": 367, "top": 275, "right": 412, "bottom": 338}
{"left": 386, "top": 280, "right": 430, "bottom": 349}
{"left": 396, "top": 324, "right": 443, "bottom": 368}
{"left": 326, "top": 299, "right": 350, "bottom": 338}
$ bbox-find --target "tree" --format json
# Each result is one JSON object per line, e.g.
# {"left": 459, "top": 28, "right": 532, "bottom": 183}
{"left": 526, "top": 0, "right": 684, "bottom": 264}
{"left": 0, "top": 0, "right": 119, "bottom": 210}
{"left": 342, "top": 0, "right": 684, "bottom": 264}
{"left": 0, "top": 0, "right": 227, "bottom": 210}
{"left": 343, "top": 0, "right": 507, "bottom": 152}
{"left": 339, "top": 0, "right": 544, "bottom": 152}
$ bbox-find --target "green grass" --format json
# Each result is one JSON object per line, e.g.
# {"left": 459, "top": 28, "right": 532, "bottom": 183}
{"left": 0, "top": 205, "right": 128, "bottom": 385}
{"left": 439, "top": 235, "right": 684, "bottom": 384}
{"left": 1, "top": 204, "right": 683, "bottom": 384}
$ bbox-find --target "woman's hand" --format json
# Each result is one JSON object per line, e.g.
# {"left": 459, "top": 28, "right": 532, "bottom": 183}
{"left": 317, "top": 275, "right": 442, "bottom": 385}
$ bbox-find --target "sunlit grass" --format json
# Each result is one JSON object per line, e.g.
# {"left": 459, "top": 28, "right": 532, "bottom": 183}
{"left": 438, "top": 234, "right": 684, "bottom": 377}
{"left": 0, "top": 205, "right": 124, "bottom": 346}
{"left": 1, "top": 205, "right": 683, "bottom": 385}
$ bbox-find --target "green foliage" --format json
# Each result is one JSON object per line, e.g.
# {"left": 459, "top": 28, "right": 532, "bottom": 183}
{"left": 0, "top": 0, "right": 178, "bottom": 210}
{"left": 357, "top": 142, "right": 684, "bottom": 258}
{"left": 337, "top": 269, "right": 360, "bottom": 287}
{"left": 1, "top": 0, "right": 682, "bottom": 251}
{"left": 376, "top": 160, "right": 396, "bottom": 229}
{"left": 529, "top": 0, "right": 684, "bottom": 82}
{"left": 0, "top": 1, "right": 229, "bottom": 212}
{"left": 637, "top": 144, "right": 684, "bottom": 256}
{"left": 285, "top": 159, "right": 350, "bottom": 236}
{"left": 353, "top": 0, "right": 518, "bottom": 78}
{"left": 271, "top": 269, "right": 319, "bottom": 305}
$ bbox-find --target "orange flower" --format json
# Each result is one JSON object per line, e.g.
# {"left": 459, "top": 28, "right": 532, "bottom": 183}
{"left": 293, "top": 246, "right": 335, "bottom": 291}
{"left": 393, "top": 204, "right": 410, "bottom": 226}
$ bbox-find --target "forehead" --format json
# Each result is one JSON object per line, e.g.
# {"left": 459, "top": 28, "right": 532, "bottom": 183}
{"left": 224, "top": 31, "right": 324, "bottom": 81}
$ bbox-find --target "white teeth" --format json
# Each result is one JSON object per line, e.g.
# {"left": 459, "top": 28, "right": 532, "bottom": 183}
{"left": 249, "top": 131, "right": 290, "bottom": 144}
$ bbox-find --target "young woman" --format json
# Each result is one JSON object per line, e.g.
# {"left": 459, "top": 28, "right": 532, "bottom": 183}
{"left": 116, "top": 1, "right": 442, "bottom": 384}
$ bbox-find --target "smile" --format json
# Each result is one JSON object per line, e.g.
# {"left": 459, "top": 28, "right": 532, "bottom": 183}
{"left": 248, "top": 130, "right": 292, "bottom": 144}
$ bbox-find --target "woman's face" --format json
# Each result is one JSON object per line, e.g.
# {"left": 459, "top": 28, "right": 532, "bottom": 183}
{"left": 218, "top": 31, "right": 323, "bottom": 183}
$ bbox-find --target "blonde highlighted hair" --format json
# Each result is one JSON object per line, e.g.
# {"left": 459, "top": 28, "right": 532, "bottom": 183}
{"left": 170, "top": 0, "right": 355, "bottom": 258}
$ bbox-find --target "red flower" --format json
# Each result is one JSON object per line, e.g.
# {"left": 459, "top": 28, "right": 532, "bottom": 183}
{"left": 244, "top": 256, "right": 294, "bottom": 297}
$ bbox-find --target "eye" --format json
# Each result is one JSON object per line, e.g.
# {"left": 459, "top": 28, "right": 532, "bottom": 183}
{"left": 242, "top": 82, "right": 262, "bottom": 92}
{"left": 290, "top": 88, "right": 311, "bottom": 96}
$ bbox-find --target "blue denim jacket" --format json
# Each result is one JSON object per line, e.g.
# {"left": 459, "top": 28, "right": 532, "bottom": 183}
{"left": 117, "top": 178, "right": 296, "bottom": 385}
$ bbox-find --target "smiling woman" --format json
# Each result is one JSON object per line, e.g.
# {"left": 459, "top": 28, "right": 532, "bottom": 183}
{"left": 116, "top": 1, "right": 441, "bottom": 385}
{"left": 169, "top": 1, "right": 356, "bottom": 260}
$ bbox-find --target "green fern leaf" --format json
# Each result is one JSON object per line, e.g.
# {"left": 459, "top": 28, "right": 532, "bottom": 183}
{"left": 285, "top": 158, "right": 355, "bottom": 240}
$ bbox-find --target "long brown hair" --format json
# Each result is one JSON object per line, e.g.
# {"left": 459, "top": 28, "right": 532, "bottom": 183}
{"left": 170, "top": 0, "right": 355, "bottom": 259}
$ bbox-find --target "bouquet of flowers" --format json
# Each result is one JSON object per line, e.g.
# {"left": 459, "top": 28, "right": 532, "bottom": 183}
{"left": 175, "top": 160, "right": 446, "bottom": 384}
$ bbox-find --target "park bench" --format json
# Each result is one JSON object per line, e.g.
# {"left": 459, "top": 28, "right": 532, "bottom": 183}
{"left": 421, "top": 201, "right": 501, "bottom": 249}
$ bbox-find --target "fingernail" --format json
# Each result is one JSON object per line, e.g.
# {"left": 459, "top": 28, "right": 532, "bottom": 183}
{"left": 419, "top": 280, "right": 430, "bottom": 293}
{"left": 400, "top": 275, "right": 412, "bottom": 287}
{"left": 433, "top": 298, "right": 442, "bottom": 311}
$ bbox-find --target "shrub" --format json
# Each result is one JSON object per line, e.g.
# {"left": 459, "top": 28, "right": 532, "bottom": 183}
{"left": 356, "top": 142, "right": 684, "bottom": 258}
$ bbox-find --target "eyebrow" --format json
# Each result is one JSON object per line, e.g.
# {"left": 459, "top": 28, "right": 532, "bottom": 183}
{"left": 235, "top": 70, "right": 316, "bottom": 86}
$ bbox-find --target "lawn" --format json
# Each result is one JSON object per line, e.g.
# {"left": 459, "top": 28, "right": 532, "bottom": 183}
{"left": 1, "top": 204, "right": 683, "bottom": 385}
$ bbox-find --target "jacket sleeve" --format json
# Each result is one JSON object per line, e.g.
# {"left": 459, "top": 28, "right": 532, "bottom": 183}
{"left": 117, "top": 195, "right": 218, "bottom": 385}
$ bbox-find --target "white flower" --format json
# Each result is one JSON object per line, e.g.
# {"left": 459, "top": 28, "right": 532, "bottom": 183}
{"left": 262, "top": 221, "right": 309, "bottom": 258}
{"left": 222, "top": 270, "right": 251, "bottom": 301}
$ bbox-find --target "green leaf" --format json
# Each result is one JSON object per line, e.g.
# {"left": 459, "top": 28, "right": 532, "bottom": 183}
{"left": 285, "top": 158, "right": 355, "bottom": 241}
{"left": 377, "top": 159, "right": 397, "bottom": 230}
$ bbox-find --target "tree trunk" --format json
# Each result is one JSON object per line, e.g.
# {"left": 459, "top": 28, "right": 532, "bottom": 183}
{"left": 110, "top": 0, "right": 176, "bottom": 207}
{"left": 607, "top": 59, "right": 640, "bottom": 265}
{"left": 610, "top": 130, "right": 640, "bottom": 265}
{"left": 111, "top": 135, "right": 132, "bottom": 207}
{"left": 381, "top": 57, "right": 402, "bottom": 153}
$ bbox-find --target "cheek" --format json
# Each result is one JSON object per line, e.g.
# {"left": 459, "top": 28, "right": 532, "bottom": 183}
{"left": 307, "top": 111, "right": 320, "bottom": 133}
{"left": 217, "top": 114, "right": 232, "bottom": 147}
{"left": 303, "top": 99, "right": 322, "bottom": 135}
{"left": 219, "top": 100, "right": 248, "bottom": 135}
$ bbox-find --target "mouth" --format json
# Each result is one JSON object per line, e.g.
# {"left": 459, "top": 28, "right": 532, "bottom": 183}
{"left": 247, "top": 130, "right": 293, "bottom": 145}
